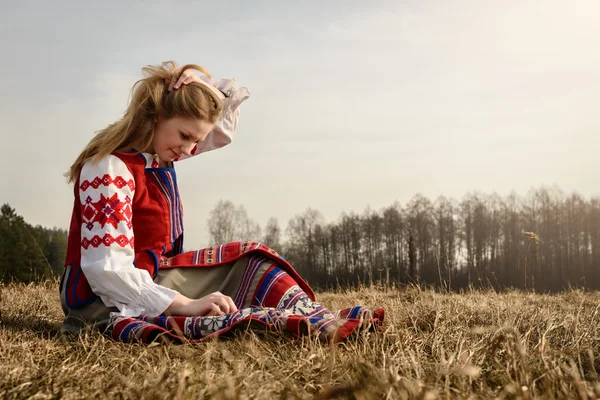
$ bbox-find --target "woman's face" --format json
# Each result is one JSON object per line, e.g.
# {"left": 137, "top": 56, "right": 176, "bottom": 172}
{"left": 151, "top": 116, "right": 215, "bottom": 162}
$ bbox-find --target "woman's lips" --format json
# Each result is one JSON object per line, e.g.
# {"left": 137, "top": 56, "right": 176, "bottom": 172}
{"left": 170, "top": 149, "right": 179, "bottom": 159}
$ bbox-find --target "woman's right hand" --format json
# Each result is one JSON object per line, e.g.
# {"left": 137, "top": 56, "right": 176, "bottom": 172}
{"left": 166, "top": 68, "right": 203, "bottom": 92}
{"left": 165, "top": 292, "right": 238, "bottom": 316}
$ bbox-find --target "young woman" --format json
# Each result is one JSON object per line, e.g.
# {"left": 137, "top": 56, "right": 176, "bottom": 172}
{"left": 60, "top": 61, "right": 383, "bottom": 344}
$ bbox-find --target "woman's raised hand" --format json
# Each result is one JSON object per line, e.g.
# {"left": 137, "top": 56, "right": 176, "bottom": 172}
{"left": 166, "top": 69, "right": 202, "bottom": 92}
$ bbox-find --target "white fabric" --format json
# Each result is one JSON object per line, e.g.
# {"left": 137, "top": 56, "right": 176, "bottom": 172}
{"left": 79, "top": 155, "right": 178, "bottom": 317}
{"left": 177, "top": 76, "right": 251, "bottom": 159}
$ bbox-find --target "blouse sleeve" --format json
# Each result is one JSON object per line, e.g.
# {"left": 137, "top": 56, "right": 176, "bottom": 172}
{"left": 79, "top": 155, "right": 178, "bottom": 317}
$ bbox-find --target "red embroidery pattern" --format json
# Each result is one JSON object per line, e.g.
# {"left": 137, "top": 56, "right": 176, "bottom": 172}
{"left": 81, "top": 193, "right": 133, "bottom": 230}
{"left": 81, "top": 234, "right": 134, "bottom": 249}
{"left": 80, "top": 174, "right": 135, "bottom": 192}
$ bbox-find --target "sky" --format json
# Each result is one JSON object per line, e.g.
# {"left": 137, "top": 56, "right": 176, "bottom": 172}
{"left": 1, "top": 0, "right": 599, "bottom": 248}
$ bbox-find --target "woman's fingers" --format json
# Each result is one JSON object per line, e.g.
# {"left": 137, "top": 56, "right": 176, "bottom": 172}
{"left": 173, "top": 71, "right": 202, "bottom": 90}
{"left": 219, "top": 293, "right": 237, "bottom": 313}
{"left": 173, "top": 70, "right": 191, "bottom": 90}
{"left": 168, "top": 75, "right": 178, "bottom": 92}
{"left": 213, "top": 296, "right": 233, "bottom": 314}
{"left": 172, "top": 75, "right": 186, "bottom": 90}
{"left": 165, "top": 68, "right": 205, "bottom": 92}
{"left": 209, "top": 292, "right": 237, "bottom": 314}
{"left": 226, "top": 296, "right": 238, "bottom": 313}
{"left": 195, "top": 291, "right": 238, "bottom": 316}
{"left": 207, "top": 303, "right": 223, "bottom": 316}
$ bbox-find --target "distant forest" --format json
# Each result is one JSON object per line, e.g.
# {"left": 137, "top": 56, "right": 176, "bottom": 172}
{"left": 0, "top": 204, "right": 67, "bottom": 282}
{"left": 207, "top": 186, "right": 600, "bottom": 292}
{"left": 2, "top": 186, "right": 599, "bottom": 292}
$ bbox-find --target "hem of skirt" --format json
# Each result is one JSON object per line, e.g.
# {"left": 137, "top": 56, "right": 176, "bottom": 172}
{"left": 110, "top": 308, "right": 385, "bottom": 345}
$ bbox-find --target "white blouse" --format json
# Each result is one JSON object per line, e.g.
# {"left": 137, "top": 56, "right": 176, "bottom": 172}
{"left": 78, "top": 154, "right": 178, "bottom": 317}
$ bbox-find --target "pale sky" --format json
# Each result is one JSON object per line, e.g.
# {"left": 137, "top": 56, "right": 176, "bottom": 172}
{"left": 1, "top": 1, "right": 599, "bottom": 248}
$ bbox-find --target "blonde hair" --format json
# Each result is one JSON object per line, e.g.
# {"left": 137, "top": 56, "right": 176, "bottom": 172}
{"left": 66, "top": 61, "right": 223, "bottom": 183}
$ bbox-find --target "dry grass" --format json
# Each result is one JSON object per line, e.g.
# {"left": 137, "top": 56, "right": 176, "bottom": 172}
{"left": 1, "top": 281, "right": 600, "bottom": 399}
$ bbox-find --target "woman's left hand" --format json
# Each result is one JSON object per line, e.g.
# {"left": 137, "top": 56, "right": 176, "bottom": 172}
{"left": 167, "top": 69, "right": 202, "bottom": 92}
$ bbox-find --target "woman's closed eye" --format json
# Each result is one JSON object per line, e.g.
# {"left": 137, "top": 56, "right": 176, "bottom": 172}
{"left": 179, "top": 131, "right": 199, "bottom": 144}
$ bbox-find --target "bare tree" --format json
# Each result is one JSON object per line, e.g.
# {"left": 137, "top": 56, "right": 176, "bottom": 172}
{"left": 235, "top": 205, "right": 261, "bottom": 241}
{"left": 207, "top": 200, "right": 261, "bottom": 245}
{"left": 285, "top": 208, "right": 325, "bottom": 281}
{"left": 405, "top": 194, "right": 435, "bottom": 282}
{"left": 262, "top": 217, "right": 282, "bottom": 249}
{"left": 382, "top": 203, "right": 405, "bottom": 283}
{"left": 207, "top": 200, "right": 237, "bottom": 245}
{"left": 433, "top": 196, "right": 458, "bottom": 291}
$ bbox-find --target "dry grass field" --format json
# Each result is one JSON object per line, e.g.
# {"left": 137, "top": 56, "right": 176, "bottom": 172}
{"left": 1, "top": 281, "right": 600, "bottom": 399}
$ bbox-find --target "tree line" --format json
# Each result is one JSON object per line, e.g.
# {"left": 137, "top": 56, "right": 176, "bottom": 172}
{"left": 208, "top": 186, "right": 600, "bottom": 292}
{"left": 2, "top": 185, "right": 599, "bottom": 292}
{"left": 0, "top": 204, "right": 67, "bottom": 283}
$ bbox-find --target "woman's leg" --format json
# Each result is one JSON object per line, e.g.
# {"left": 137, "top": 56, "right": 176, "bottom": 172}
{"left": 59, "top": 265, "right": 118, "bottom": 334}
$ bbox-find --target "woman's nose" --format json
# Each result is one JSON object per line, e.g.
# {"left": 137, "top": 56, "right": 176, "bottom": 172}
{"left": 181, "top": 142, "right": 196, "bottom": 156}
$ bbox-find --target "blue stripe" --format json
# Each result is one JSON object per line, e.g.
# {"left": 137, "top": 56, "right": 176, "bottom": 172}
{"left": 152, "top": 171, "right": 175, "bottom": 241}
{"left": 167, "top": 171, "right": 183, "bottom": 238}
{"left": 66, "top": 264, "right": 98, "bottom": 308}
{"left": 120, "top": 320, "right": 143, "bottom": 342}
{"left": 165, "top": 170, "right": 180, "bottom": 232}
{"left": 259, "top": 270, "right": 285, "bottom": 304}
{"left": 145, "top": 250, "right": 159, "bottom": 277}
{"left": 150, "top": 169, "right": 184, "bottom": 243}
{"left": 171, "top": 235, "right": 183, "bottom": 255}
{"left": 253, "top": 265, "right": 282, "bottom": 305}
{"left": 175, "top": 233, "right": 184, "bottom": 254}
